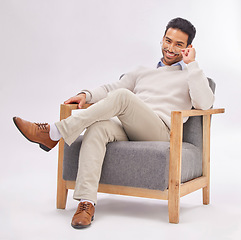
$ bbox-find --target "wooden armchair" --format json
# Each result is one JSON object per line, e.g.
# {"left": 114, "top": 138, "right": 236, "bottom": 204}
{"left": 56, "top": 80, "right": 224, "bottom": 224}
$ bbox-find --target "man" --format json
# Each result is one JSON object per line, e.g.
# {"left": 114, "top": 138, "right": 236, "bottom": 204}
{"left": 13, "top": 17, "right": 214, "bottom": 229}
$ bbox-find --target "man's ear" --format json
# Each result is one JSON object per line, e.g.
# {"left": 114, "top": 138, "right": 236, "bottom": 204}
{"left": 187, "top": 44, "right": 192, "bottom": 48}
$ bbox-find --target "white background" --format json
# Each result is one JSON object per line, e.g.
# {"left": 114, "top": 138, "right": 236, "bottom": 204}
{"left": 0, "top": 0, "right": 240, "bottom": 239}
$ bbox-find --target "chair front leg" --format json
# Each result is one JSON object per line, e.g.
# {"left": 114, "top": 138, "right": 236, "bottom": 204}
{"left": 56, "top": 104, "right": 78, "bottom": 209}
{"left": 168, "top": 111, "right": 183, "bottom": 224}
{"left": 202, "top": 115, "right": 211, "bottom": 205}
{"left": 57, "top": 139, "right": 68, "bottom": 209}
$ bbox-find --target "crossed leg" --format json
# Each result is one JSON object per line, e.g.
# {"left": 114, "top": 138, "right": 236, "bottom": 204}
{"left": 55, "top": 89, "right": 170, "bottom": 203}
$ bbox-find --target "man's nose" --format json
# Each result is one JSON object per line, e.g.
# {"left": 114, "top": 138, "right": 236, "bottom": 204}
{"left": 168, "top": 44, "right": 175, "bottom": 52}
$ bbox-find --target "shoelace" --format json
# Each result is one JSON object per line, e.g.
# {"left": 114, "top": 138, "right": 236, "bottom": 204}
{"left": 75, "top": 203, "right": 92, "bottom": 216}
{"left": 34, "top": 122, "right": 48, "bottom": 131}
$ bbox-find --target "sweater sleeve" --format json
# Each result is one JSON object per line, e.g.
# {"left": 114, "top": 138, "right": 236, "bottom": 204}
{"left": 81, "top": 70, "right": 137, "bottom": 104}
{"left": 186, "top": 61, "right": 215, "bottom": 110}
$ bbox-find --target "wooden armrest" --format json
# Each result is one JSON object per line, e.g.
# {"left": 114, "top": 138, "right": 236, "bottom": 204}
{"left": 172, "top": 108, "right": 225, "bottom": 118}
{"left": 59, "top": 103, "right": 93, "bottom": 120}
{"left": 169, "top": 108, "right": 225, "bottom": 153}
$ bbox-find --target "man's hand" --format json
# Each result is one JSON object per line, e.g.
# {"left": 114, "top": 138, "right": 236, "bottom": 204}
{"left": 64, "top": 93, "right": 86, "bottom": 109}
{"left": 181, "top": 47, "right": 196, "bottom": 64}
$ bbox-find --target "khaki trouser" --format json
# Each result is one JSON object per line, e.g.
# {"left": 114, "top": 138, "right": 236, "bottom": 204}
{"left": 55, "top": 89, "right": 170, "bottom": 204}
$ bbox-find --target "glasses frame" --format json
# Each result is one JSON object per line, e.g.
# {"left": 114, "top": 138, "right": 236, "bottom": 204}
{"left": 160, "top": 40, "right": 185, "bottom": 55}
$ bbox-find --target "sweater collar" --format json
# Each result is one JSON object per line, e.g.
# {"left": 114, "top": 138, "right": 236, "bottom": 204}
{"left": 157, "top": 59, "right": 185, "bottom": 70}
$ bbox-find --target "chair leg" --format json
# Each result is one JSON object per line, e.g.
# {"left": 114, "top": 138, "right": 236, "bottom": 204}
{"left": 202, "top": 115, "right": 211, "bottom": 205}
{"left": 168, "top": 191, "right": 180, "bottom": 224}
{"left": 57, "top": 138, "right": 68, "bottom": 209}
{"left": 203, "top": 186, "right": 210, "bottom": 205}
{"left": 57, "top": 180, "right": 68, "bottom": 209}
{"left": 168, "top": 111, "right": 182, "bottom": 224}
{"left": 56, "top": 105, "right": 79, "bottom": 209}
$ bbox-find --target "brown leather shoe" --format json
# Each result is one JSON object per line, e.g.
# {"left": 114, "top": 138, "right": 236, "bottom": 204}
{"left": 71, "top": 202, "right": 95, "bottom": 229}
{"left": 13, "top": 117, "right": 59, "bottom": 152}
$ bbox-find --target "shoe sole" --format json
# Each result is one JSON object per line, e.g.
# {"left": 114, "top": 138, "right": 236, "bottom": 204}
{"left": 71, "top": 216, "right": 94, "bottom": 229}
{"left": 13, "top": 117, "right": 51, "bottom": 152}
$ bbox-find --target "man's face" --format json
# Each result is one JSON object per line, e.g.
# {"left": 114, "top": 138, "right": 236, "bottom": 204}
{"left": 162, "top": 28, "right": 190, "bottom": 66}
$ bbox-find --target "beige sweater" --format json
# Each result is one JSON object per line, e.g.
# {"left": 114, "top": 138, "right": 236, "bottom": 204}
{"left": 83, "top": 61, "right": 214, "bottom": 128}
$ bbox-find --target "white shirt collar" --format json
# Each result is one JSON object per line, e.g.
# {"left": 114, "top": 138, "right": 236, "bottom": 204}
{"left": 157, "top": 59, "right": 185, "bottom": 70}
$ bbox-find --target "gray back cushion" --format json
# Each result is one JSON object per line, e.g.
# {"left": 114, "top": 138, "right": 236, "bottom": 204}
{"left": 183, "top": 78, "right": 215, "bottom": 149}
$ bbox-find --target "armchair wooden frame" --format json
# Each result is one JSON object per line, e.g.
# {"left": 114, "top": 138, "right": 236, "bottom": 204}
{"left": 56, "top": 103, "right": 224, "bottom": 223}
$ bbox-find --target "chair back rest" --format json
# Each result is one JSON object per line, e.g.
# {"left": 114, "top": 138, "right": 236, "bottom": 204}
{"left": 183, "top": 78, "right": 216, "bottom": 149}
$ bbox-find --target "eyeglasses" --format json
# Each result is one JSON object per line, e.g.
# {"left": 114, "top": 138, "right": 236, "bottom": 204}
{"left": 160, "top": 40, "right": 184, "bottom": 55}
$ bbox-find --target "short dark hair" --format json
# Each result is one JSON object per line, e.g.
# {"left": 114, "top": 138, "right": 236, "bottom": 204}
{"left": 164, "top": 17, "right": 196, "bottom": 46}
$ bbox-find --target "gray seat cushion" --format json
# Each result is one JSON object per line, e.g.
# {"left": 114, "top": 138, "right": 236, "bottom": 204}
{"left": 63, "top": 136, "right": 202, "bottom": 191}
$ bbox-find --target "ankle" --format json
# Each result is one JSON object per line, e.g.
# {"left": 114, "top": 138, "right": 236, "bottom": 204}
{"left": 49, "top": 123, "right": 62, "bottom": 141}
{"left": 80, "top": 199, "right": 95, "bottom": 206}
